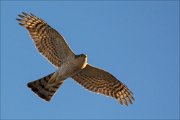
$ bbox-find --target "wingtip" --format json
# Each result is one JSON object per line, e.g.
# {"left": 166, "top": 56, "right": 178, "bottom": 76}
{"left": 127, "top": 97, "right": 133, "bottom": 104}
{"left": 131, "top": 96, "right": 135, "bottom": 101}
{"left": 30, "top": 12, "right": 35, "bottom": 16}
{"left": 16, "top": 18, "right": 21, "bottom": 21}
{"left": 18, "top": 23, "right": 24, "bottom": 26}
{"left": 117, "top": 98, "right": 123, "bottom": 105}
{"left": 22, "top": 12, "right": 28, "bottom": 16}
{"left": 123, "top": 99, "right": 128, "bottom": 106}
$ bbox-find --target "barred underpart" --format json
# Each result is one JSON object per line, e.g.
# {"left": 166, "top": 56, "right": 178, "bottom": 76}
{"left": 16, "top": 12, "right": 74, "bottom": 67}
{"left": 72, "top": 64, "right": 135, "bottom": 106}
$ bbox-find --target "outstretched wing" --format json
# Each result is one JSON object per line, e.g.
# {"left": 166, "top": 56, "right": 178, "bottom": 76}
{"left": 72, "top": 64, "right": 134, "bottom": 106}
{"left": 17, "top": 12, "right": 75, "bottom": 67}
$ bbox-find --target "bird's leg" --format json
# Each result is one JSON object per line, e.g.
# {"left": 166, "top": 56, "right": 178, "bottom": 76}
{"left": 48, "top": 72, "right": 58, "bottom": 84}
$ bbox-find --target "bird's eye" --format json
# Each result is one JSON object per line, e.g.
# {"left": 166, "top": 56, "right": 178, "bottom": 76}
{"left": 75, "top": 54, "right": 86, "bottom": 58}
{"left": 81, "top": 54, "right": 86, "bottom": 58}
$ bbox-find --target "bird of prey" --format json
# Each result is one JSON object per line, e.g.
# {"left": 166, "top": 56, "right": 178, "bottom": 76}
{"left": 17, "top": 12, "right": 134, "bottom": 106}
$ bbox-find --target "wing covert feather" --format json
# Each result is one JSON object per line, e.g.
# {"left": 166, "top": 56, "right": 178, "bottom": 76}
{"left": 17, "top": 12, "right": 74, "bottom": 67}
{"left": 72, "top": 64, "right": 134, "bottom": 106}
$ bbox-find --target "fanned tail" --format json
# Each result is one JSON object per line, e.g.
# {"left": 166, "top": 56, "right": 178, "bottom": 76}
{"left": 27, "top": 72, "right": 64, "bottom": 101}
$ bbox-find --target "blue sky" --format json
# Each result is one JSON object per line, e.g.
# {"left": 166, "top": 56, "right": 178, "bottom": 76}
{"left": 1, "top": 1, "right": 179, "bottom": 119}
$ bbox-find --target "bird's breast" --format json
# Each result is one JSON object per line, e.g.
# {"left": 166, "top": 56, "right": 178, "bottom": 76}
{"left": 57, "top": 56, "right": 86, "bottom": 80}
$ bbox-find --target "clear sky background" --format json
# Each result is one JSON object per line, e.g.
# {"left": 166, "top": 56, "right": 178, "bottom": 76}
{"left": 1, "top": 1, "right": 179, "bottom": 119}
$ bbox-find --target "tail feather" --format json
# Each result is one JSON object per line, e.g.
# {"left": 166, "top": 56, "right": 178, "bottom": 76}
{"left": 27, "top": 72, "right": 64, "bottom": 101}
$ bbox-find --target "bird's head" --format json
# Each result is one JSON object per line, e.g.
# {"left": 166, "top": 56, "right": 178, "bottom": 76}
{"left": 75, "top": 54, "right": 87, "bottom": 59}
{"left": 75, "top": 54, "right": 88, "bottom": 69}
{"left": 80, "top": 54, "right": 87, "bottom": 58}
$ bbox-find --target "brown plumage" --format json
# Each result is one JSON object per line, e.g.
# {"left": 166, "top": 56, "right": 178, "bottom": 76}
{"left": 72, "top": 64, "right": 134, "bottom": 106}
{"left": 17, "top": 12, "right": 74, "bottom": 67}
{"left": 17, "top": 12, "right": 135, "bottom": 106}
{"left": 27, "top": 73, "right": 64, "bottom": 101}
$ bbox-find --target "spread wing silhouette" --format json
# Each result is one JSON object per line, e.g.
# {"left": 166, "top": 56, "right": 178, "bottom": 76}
{"left": 72, "top": 64, "right": 135, "bottom": 106}
{"left": 17, "top": 12, "right": 74, "bottom": 67}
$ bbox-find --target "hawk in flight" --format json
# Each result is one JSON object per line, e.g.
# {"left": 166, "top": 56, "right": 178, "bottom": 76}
{"left": 17, "top": 12, "right": 134, "bottom": 106}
